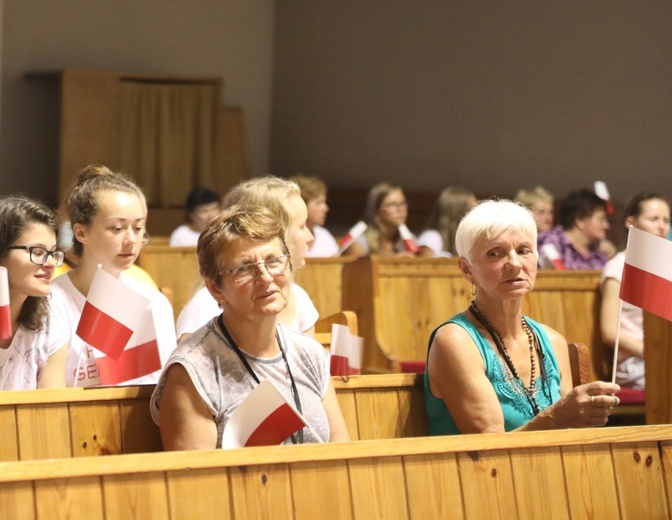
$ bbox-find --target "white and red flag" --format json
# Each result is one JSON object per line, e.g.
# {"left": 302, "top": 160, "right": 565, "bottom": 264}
{"left": 330, "top": 324, "right": 363, "bottom": 376}
{"left": 398, "top": 224, "right": 419, "bottom": 254}
{"left": 336, "top": 221, "right": 367, "bottom": 256}
{"left": 538, "top": 243, "right": 565, "bottom": 270}
{"left": 620, "top": 226, "right": 672, "bottom": 322}
{"left": 76, "top": 266, "right": 149, "bottom": 361}
{"left": 0, "top": 266, "right": 11, "bottom": 340}
{"left": 595, "top": 181, "right": 615, "bottom": 217}
{"left": 96, "top": 310, "right": 162, "bottom": 385}
{"left": 221, "top": 380, "right": 311, "bottom": 449}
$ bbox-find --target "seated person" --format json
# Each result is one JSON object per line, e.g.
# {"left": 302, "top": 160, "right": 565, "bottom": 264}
{"left": 537, "top": 189, "right": 611, "bottom": 269}
{"left": 291, "top": 175, "right": 339, "bottom": 257}
{"left": 169, "top": 187, "right": 221, "bottom": 247}
{"left": 425, "top": 199, "right": 620, "bottom": 434}
{"left": 176, "top": 176, "right": 317, "bottom": 341}
{"left": 51, "top": 165, "right": 176, "bottom": 388}
{"left": 600, "top": 191, "right": 670, "bottom": 390}
{"left": 418, "top": 186, "right": 476, "bottom": 257}
{"left": 0, "top": 195, "right": 68, "bottom": 389}
{"left": 344, "top": 183, "right": 417, "bottom": 257}
{"left": 514, "top": 185, "right": 555, "bottom": 233}
{"left": 151, "top": 204, "right": 350, "bottom": 449}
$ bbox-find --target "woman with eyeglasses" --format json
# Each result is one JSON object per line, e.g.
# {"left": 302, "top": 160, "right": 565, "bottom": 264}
{"left": 176, "top": 176, "right": 317, "bottom": 341}
{"left": 343, "top": 183, "right": 417, "bottom": 257}
{"left": 51, "top": 165, "right": 176, "bottom": 387}
{"left": 0, "top": 195, "right": 68, "bottom": 389}
{"left": 151, "top": 204, "right": 350, "bottom": 449}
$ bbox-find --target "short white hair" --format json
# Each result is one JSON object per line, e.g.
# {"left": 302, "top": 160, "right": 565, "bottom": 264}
{"left": 455, "top": 199, "right": 537, "bottom": 261}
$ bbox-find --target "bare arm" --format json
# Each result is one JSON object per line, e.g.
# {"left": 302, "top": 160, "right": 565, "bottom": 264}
{"left": 428, "top": 323, "right": 620, "bottom": 433}
{"left": 343, "top": 241, "right": 367, "bottom": 258}
{"left": 600, "top": 277, "right": 644, "bottom": 359}
{"left": 322, "top": 379, "right": 351, "bottom": 442}
{"left": 428, "top": 324, "right": 510, "bottom": 434}
{"left": 37, "top": 343, "right": 68, "bottom": 389}
{"left": 158, "top": 364, "right": 217, "bottom": 450}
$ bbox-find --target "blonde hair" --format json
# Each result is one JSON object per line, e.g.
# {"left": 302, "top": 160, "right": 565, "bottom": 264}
{"left": 514, "top": 186, "right": 554, "bottom": 208}
{"left": 425, "top": 186, "right": 476, "bottom": 256}
{"left": 291, "top": 175, "right": 327, "bottom": 203}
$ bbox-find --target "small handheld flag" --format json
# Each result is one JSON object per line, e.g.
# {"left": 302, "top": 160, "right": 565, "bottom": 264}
{"left": 221, "top": 380, "right": 315, "bottom": 449}
{"left": 0, "top": 267, "right": 11, "bottom": 340}
{"left": 336, "top": 221, "right": 367, "bottom": 256}
{"left": 398, "top": 224, "right": 419, "bottom": 254}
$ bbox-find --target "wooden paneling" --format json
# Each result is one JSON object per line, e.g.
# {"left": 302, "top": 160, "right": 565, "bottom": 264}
{"left": 0, "top": 425, "right": 670, "bottom": 519}
{"left": 644, "top": 312, "right": 672, "bottom": 425}
{"left": 294, "top": 257, "right": 357, "bottom": 318}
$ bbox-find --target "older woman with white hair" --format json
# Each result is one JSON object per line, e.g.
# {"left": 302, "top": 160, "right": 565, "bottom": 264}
{"left": 424, "top": 199, "right": 620, "bottom": 435}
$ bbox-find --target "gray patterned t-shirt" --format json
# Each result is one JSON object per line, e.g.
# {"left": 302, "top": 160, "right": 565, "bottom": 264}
{"left": 151, "top": 318, "right": 331, "bottom": 447}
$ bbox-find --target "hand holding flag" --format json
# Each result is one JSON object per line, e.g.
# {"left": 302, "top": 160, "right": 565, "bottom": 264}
{"left": 538, "top": 243, "right": 565, "bottom": 270}
{"left": 336, "top": 221, "right": 367, "bottom": 256}
{"left": 0, "top": 267, "right": 11, "bottom": 340}
{"left": 398, "top": 224, "right": 419, "bottom": 254}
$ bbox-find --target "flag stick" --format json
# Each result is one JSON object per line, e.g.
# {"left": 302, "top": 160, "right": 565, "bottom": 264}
{"left": 611, "top": 298, "right": 624, "bottom": 385}
{"left": 612, "top": 225, "right": 633, "bottom": 384}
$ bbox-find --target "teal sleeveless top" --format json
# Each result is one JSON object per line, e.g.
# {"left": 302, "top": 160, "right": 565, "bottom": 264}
{"left": 424, "top": 313, "right": 562, "bottom": 435}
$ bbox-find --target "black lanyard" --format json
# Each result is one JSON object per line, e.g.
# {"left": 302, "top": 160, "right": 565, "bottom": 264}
{"left": 217, "top": 314, "right": 304, "bottom": 444}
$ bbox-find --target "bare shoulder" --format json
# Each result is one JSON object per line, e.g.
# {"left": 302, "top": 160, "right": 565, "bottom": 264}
{"left": 429, "top": 321, "right": 482, "bottom": 368}
{"left": 539, "top": 323, "right": 568, "bottom": 350}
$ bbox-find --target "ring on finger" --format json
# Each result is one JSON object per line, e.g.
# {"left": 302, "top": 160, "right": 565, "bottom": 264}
{"left": 591, "top": 395, "right": 596, "bottom": 407}
{"left": 613, "top": 395, "right": 619, "bottom": 406}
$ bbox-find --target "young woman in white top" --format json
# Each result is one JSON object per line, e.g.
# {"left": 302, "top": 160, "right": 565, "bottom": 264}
{"left": 600, "top": 191, "right": 670, "bottom": 390}
{"left": 418, "top": 186, "right": 476, "bottom": 258}
{"left": 176, "top": 176, "right": 316, "bottom": 340}
{"left": 51, "top": 165, "right": 176, "bottom": 387}
{"left": 0, "top": 195, "right": 68, "bottom": 389}
{"left": 291, "top": 175, "right": 339, "bottom": 257}
{"left": 344, "top": 183, "right": 416, "bottom": 257}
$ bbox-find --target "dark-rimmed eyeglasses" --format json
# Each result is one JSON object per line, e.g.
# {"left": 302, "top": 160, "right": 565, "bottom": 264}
{"left": 6, "top": 246, "right": 65, "bottom": 267}
{"left": 221, "top": 254, "right": 291, "bottom": 283}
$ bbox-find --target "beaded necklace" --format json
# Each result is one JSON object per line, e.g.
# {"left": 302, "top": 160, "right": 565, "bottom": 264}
{"left": 469, "top": 301, "right": 541, "bottom": 415}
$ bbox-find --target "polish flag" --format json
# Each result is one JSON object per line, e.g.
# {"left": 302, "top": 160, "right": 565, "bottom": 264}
{"left": 336, "top": 221, "right": 367, "bottom": 256}
{"left": 539, "top": 243, "right": 565, "bottom": 270}
{"left": 398, "top": 224, "right": 419, "bottom": 254}
{"left": 96, "top": 310, "right": 162, "bottom": 385}
{"left": 330, "top": 324, "right": 363, "bottom": 376}
{"left": 76, "top": 266, "right": 150, "bottom": 361}
{"left": 0, "top": 267, "right": 11, "bottom": 340}
{"left": 221, "top": 380, "right": 309, "bottom": 449}
{"left": 594, "top": 181, "right": 614, "bottom": 217}
{"left": 620, "top": 227, "right": 672, "bottom": 322}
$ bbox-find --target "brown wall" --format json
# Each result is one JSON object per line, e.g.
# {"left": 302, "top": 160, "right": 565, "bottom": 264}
{"left": 271, "top": 1, "right": 672, "bottom": 210}
{"left": 0, "top": 0, "right": 274, "bottom": 207}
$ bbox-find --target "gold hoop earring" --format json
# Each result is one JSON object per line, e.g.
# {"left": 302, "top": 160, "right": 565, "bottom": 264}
{"left": 471, "top": 284, "right": 476, "bottom": 296}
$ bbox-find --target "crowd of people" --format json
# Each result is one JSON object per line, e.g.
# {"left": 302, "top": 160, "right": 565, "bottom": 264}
{"left": 1, "top": 164, "right": 668, "bottom": 446}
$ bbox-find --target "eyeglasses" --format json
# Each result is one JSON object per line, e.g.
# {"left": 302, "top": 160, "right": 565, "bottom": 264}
{"left": 6, "top": 246, "right": 65, "bottom": 267}
{"left": 381, "top": 201, "right": 408, "bottom": 212}
{"left": 221, "top": 254, "right": 291, "bottom": 283}
{"left": 141, "top": 232, "right": 152, "bottom": 249}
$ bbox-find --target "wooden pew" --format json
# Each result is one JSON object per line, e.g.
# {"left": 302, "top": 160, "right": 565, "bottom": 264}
{"left": 294, "top": 257, "right": 357, "bottom": 318}
{"left": 342, "top": 256, "right": 604, "bottom": 374}
{"left": 0, "top": 425, "right": 669, "bottom": 518}
{"left": 645, "top": 311, "right": 672, "bottom": 425}
{"left": 0, "top": 374, "right": 425, "bottom": 461}
{"left": 136, "top": 245, "right": 200, "bottom": 320}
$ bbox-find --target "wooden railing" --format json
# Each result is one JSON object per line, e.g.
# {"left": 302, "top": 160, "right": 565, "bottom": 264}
{"left": 0, "top": 425, "right": 669, "bottom": 518}
{"left": 0, "top": 374, "right": 425, "bottom": 461}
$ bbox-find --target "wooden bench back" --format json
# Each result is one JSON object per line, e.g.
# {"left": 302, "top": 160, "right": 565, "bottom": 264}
{"left": 294, "top": 257, "right": 357, "bottom": 318}
{"left": 645, "top": 311, "right": 672, "bottom": 425}
{"left": 342, "top": 256, "right": 603, "bottom": 373}
{"left": 137, "top": 245, "right": 200, "bottom": 320}
{"left": 0, "top": 425, "right": 669, "bottom": 519}
{"left": 0, "top": 374, "right": 425, "bottom": 462}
